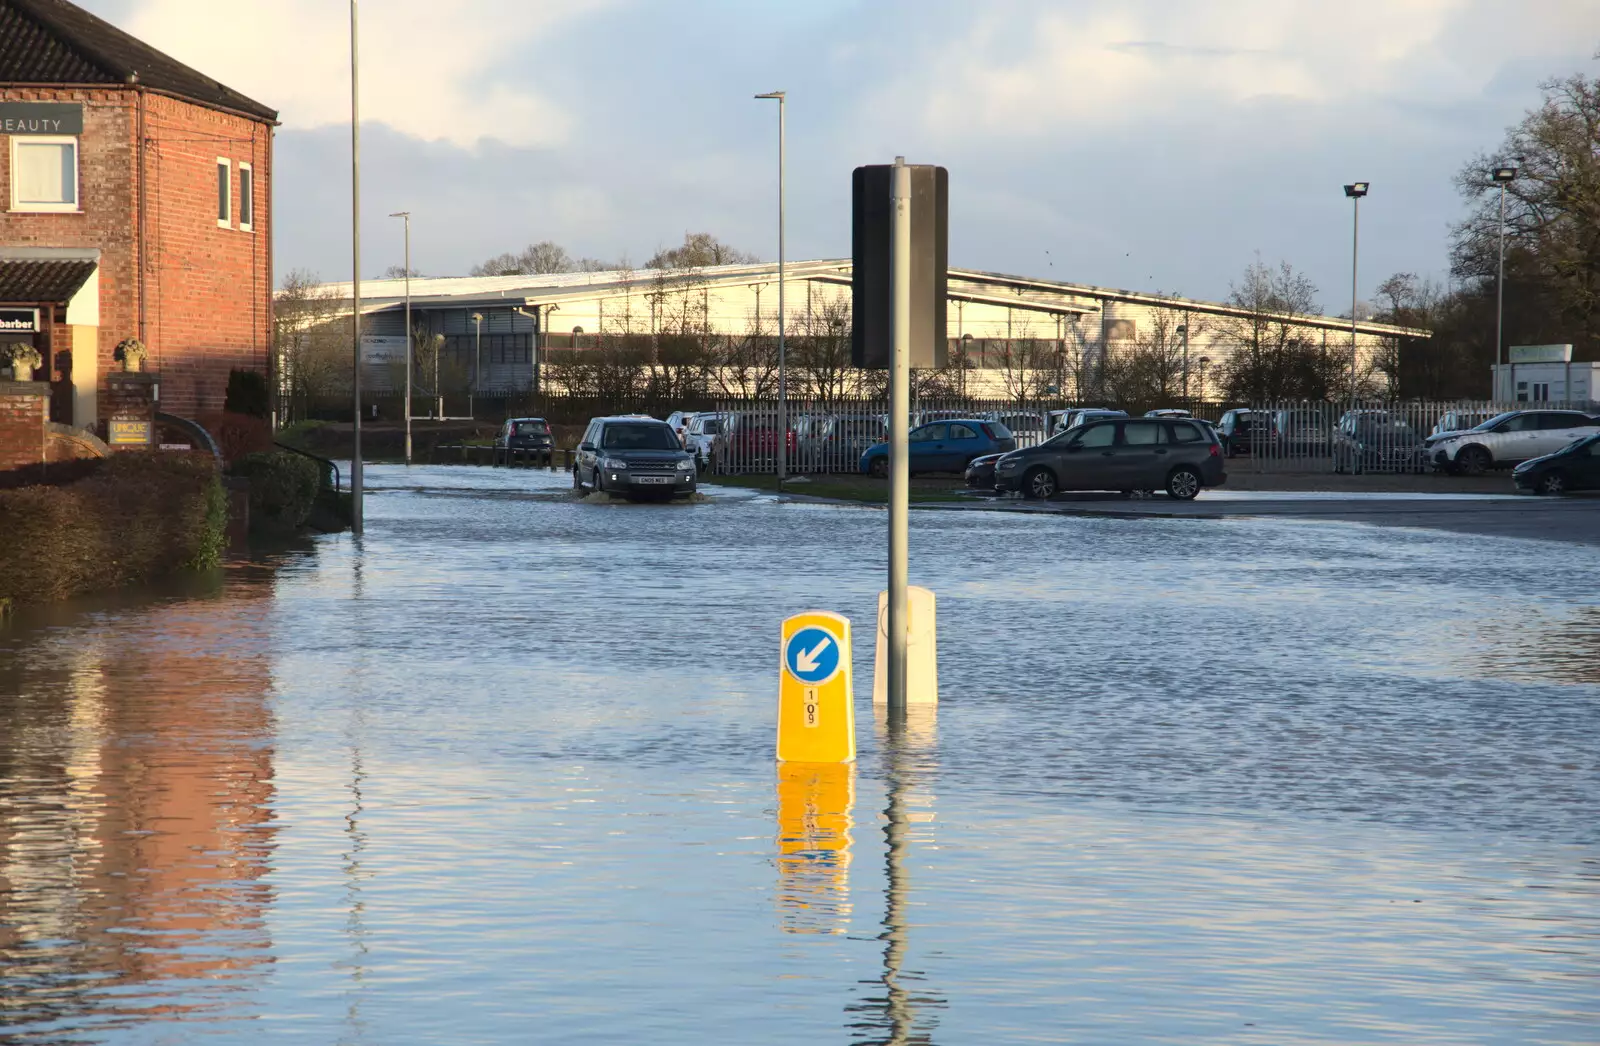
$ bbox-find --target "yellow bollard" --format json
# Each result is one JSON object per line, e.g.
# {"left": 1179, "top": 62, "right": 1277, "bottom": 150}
{"left": 873, "top": 586, "right": 938, "bottom": 705}
{"left": 777, "top": 611, "right": 856, "bottom": 763}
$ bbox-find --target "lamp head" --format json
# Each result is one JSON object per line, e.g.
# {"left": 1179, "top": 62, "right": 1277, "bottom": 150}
{"left": 1492, "top": 166, "right": 1518, "bottom": 183}
{"left": 754, "top": 91, "right": 785, "bottom": 100}
{"left": 388, "top": 211, "right": 409, "bottom": 218}
{"left": 471, "top": 312, "right": 483, "bottom": 323}
{"left": 1343, "top": 182, "right": 1369, "bottom": 198}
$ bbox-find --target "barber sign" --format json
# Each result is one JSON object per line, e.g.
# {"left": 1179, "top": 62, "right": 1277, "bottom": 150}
{"left": 0, "top": 309, "right": 39, "bottom": 333}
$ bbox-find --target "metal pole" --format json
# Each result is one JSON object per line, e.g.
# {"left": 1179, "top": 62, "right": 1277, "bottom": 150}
{"left": 400, "top": 213, "right": 411, "bottom": 464}
{"left": 349, "top": 0, "right": 363, "bottom": 534}
{"left": 472, "top": 313, "right": 481, "bottom": 420}
{"left": 888, "top": 156, "right": 911, "bottom": 717}
{"left": 1350, "top": 195, "right": 1359, "bottom": 401}
{"left": 777, "top": 95, "right": 787, "bottom": 482}
{"left": 1496, "top": 183, "right": 1506, "bottom": 401}
{"left": 1180, "top": 321, "right": 1189, "bottom": 402}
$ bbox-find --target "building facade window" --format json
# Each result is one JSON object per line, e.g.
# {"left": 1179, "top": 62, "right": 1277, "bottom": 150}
{"left": 216, "top": 158, "right": 231, "bottom": 227}
{"left": 10, "top": 136, "right": 78, "bottom": 212}
{"left": 238, "top": 162, "right": 253, "bottom": 231}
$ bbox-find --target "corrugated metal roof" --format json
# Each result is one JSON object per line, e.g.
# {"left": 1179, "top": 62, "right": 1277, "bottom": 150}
{"left": 0, "top": 0, "right": 277, "bottom": 122}
{"left": 312, "top": 259, "right": 1432, "bottom": 339}
{"left": 0, "top": 257, "right": 95, "bottom": 302}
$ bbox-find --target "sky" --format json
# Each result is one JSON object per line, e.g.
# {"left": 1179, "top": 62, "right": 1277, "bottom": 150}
{"left": 82, "top": 0, "right": 1598, "bottom": 310}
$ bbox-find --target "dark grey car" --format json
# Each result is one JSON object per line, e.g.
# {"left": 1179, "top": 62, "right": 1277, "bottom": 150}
{"left": 573, "top": 416, "right": 698, "bottom": 500}
{"left": 992, "top": 417, "right": 1227, "bottom": 500}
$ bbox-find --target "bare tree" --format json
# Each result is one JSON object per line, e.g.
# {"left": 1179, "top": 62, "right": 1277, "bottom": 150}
{"left": 274, "top": 269, "right": 351, "bottom": 420}
{"left": 791, "top": 297, "right": 855, "bottom": 402}
{"left": 1216, "top": 259, "right": 1342, "bottom": 400}
{"left": 382, "top": 264, "right": 423, "bottom": 279}
{"left": 646, "top": 232, "right": 758, "bottom": 270}
{"left": 1102, "top": 305, "right": 1192, "bottom": 404}
{"left": 470, "top": 241, "right": 590, "bottom": 277}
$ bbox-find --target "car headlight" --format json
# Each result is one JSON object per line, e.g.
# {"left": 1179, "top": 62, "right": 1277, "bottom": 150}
{"left": 676, "top": 459, "right": 694, "bottom": 471}
{"left": 601, "top": 457, "right": 629, "bottom": 469}
{"left": 997, "top": 457, "right": 1020, "bottom": 470}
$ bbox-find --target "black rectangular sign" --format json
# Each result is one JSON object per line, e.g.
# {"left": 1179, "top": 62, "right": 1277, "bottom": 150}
{"left": 851, "top": 164, "right": 947, "bottom": 370}
{"left": 0, "top": 308, "right": 40, "bottom": 332}
{"left": 0, "top": 103, "right": 83, "bottom": 135}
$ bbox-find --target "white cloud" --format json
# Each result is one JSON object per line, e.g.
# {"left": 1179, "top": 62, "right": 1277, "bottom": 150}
{"left": 117, "top": 0, "right": 609, "bottom": 146}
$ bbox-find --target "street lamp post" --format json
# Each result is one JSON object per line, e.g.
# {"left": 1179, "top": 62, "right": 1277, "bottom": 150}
{"left": 754, "top": 90, "right": 786, "bottom": 482}
{"left": 471, "top": 312, "right": 483, "bottom": 420}
{"left": 1197, "top": 356, "right": 1211, "bottom": 401}
{"left": 1177, "top": 322, "right": 1189, "bottom": 402}
{"left": 1492, "top": 165, "right": 1518, "bottom": 400}
{"left": 389, "top": 211, "right": 411, "bottom": 465}
{"left": 1343, "top": 182, "right": 1369, "bottom": 401}
{"left": 349, "top": 0, "right": 363, "bottom": 534}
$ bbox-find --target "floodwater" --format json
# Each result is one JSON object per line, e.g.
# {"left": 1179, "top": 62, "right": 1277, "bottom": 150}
{"left": 2, "top": 464, "right": 1597, "bottom": 1045}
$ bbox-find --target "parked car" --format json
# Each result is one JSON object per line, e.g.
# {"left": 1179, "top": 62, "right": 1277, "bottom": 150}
{"left": 493, "top": 417, "right": 554, "bottom": 462}
{"left": 1513, "top": 432, "right": 1600, "bottom": 495}
{"left": 993, "top": 417, "right": 1225, "bottom": 500}
{"left": 986, "top": 410, "right": 1051, "bottom": 446}
{"left": 859, "top": 419, "right": 1016, "bottom": 477}
{"left": 963, "top": 452, "right": 1003, "bottom": 491}
{"left": 573, "top": 416, "right": 698, "bottom": 499}
{"left": 1332, "top": 413, "right": 1428, "bottom": 473}
{"left": 1425, "top": 409, "right": 1600, "bottom": 475}
{"left": 664, "top": 410, "right": 697, "bottom": 446}
{"left": 1271, "top": 407, "right": 1334, "bottom": 457}
{"left": 1051, "top": 407, "right": 1127, "bottom": 434}
{"left": 1429, "top": 409, "right": 1498, "bottom": 438}
{"left": 798, "top": 413, "right": 887, "bottom": 472}
{"left": 683, "top": 412, "right": 729, "bottom": 469}
{"left": 722, "top": 412, "right": 797, "bottom": 470}
{"left": 1215, "top": 409, "right": 1276, "bottom": 456}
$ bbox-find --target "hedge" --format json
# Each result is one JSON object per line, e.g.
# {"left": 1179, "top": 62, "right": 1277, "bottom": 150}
{"left": 0, "top": 453, "right": 226, "bottom": 606}
{"left": 229, "top": 450, "right": 322, "bottom": 533}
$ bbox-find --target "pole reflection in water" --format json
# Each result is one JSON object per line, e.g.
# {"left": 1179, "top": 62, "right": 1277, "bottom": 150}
{"left": 775, "top": 761, "right": 856, "bottom": 935}
{"left": 0, "top": 577, "right": 279, "bottom": 1035}
{"left": 848, "top": 707, "right": 945, "bottom": 1045}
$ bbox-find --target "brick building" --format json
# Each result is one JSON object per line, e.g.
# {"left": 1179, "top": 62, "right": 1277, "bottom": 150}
{"left": 0, "top": 0, "right": 276, "bottom": 427}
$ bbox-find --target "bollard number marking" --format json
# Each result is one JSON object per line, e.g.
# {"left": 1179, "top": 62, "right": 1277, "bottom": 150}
{"left": 804, "top": 688, "right": 819, "bottom": 727}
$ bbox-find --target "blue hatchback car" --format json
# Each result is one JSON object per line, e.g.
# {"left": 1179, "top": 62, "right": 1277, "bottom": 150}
{"left": 859, "top": 419, "right": 1017, "bottom": 477}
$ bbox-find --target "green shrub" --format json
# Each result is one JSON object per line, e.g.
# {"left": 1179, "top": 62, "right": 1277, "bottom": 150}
{"left": 229, "top": 450, "right": 321, "bottom": 532}
{"left": 0, "top": 453, "right": 225, "bottom": 606}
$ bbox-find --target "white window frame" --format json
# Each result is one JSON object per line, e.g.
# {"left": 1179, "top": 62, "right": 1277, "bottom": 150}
{"left": 9, "top": 135, "right": 80, "bottom": 213}
{"left": 216, "top": 157, "right": 231, "bottom": 228}
{"left": 237, "top": 161, "right": 253, "bottom": 232}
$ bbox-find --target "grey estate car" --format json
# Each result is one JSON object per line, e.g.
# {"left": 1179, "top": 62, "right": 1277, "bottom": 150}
{"left": 573, "top": 416, "right": 698, "bottom": 500}
{"left": 992, "top": 417, "right": 1227, "bottom": 500}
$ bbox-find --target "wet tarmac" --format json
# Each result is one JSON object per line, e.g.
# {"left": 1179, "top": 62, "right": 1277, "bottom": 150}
{"left": 1, "top": 464, "right": 1597, "bottom": 1044}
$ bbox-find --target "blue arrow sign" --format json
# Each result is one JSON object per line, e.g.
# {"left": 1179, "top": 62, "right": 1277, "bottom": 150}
{"left": 785, "top": 626, "right": 842, "bottom": 685}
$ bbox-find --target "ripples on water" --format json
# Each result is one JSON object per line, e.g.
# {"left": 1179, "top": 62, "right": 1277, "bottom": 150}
{"left": 1, "top": 465, "right": 1596, "bottom": 1044}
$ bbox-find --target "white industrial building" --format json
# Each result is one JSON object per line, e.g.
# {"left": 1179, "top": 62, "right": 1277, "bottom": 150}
{"left": 312, "top": 260, "right": 1427, "bottom": 401}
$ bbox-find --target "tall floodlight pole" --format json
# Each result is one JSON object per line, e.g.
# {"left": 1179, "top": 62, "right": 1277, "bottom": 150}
{"left": 1492, "top": 165, "right": 1518, "bottom": 400}
{"left": 349, "top": 0, "right": 363, "bottom": 534}
{"left": 755, "top": 91, "right": 786, "bottom": 481}
{"left": 390, "top": 211, "right": 411, "bottom": 465}
{"left": 887, "top": 156, "right": 911, "bottom": 717}
{"left": 1343, "top": 182, "right": 1368, "bottom": 401}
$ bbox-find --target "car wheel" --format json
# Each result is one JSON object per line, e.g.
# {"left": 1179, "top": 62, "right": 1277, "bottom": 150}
{"left": 594, "top": 469, "right": 605, "bottom": 494}
{"left": 1458, "top": 446, "right": 1490, "bottom": 477}
{"left": 1537, "top": 471, "right": 1566, "bottom": 496}
{"left": 869, "top": 456, "right": 889, "bottom": 479}
{"left": 572, "top": 465, "right": 583, "bottom": 491}
{"left": 1166, "top": 467, "right": 1202, "bottom": 501}
{"left": 1023, "top": 466, "right": 1057, "bottom": 499}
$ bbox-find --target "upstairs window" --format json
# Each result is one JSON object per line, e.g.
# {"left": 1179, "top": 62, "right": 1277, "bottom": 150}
{"left": 11, "top": 136, "right": 78, "bottom": 212}
{"left": 238, "top": 162, "right": 254, "bottom": 231}
{"left": 216, "top": 158, "right": 231, "bottom": 227}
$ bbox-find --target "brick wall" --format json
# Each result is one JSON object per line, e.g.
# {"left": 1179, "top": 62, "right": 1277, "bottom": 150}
{"left": 0, "top": 86, "right": 273, "bottom": 421}
{"left": 0, "top": 381, "right": 47, "bottom": 472}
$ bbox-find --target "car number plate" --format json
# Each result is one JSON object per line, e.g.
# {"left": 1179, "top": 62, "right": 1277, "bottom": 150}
{"left": 635, "top": 476, "right": 672, "bottom": 484}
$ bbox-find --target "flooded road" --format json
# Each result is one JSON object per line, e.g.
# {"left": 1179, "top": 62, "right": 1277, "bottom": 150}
{"left": 3, "top": 464, "right": 1598, "bottom": 1044}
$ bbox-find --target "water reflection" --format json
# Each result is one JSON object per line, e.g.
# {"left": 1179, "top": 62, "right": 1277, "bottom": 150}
{"left": 0, "top": 579, "right": 277, "bottom": 1036}
{"left": 849, "top": 710, "right": 946, "bottom": 1045}
{"left": 774, "top": 762, "right": 856, "bottom": 935}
